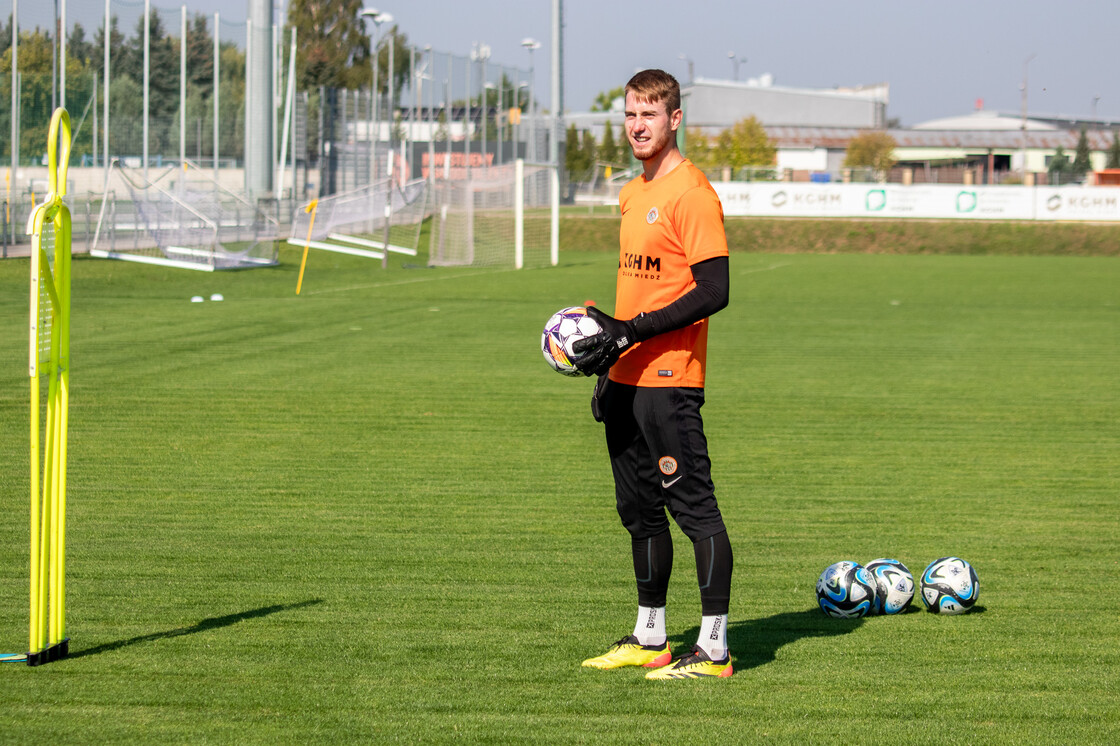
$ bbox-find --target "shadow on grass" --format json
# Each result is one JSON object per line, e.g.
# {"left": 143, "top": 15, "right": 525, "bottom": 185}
{"left": 669, "top": 608, "right": 866, "bottom": 672}
{"left": 68, "top": 599, "right": 324, "bottom": 660}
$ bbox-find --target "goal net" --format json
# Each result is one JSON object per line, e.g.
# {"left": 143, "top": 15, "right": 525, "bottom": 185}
{"left": 428, "top": 160, "right": 558, "bottom": 268}
{"left": 288, "top": 177, "right": 428, "bottom": 260}
{"left": 90, "top": 161, "right": 280, "bottom": 271}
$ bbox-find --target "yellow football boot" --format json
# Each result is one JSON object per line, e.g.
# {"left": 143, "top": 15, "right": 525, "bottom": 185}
{"left": 581, "top": 635, "right": 672, "bottom": 670}
{"left": 645, "top": 646, "right": 733, "bottom": 680}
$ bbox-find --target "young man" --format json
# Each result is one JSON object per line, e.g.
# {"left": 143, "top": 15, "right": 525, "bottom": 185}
{"left": 573, "top": 69, "right": 734, "bottom": 680}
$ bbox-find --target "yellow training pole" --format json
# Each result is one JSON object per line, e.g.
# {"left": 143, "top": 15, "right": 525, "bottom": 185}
{"left": 28, "top": 373, "right": 42, "bottom": 656}
{"left": 43, "top": 361, "right": 58, "bottom": 646}
{"left": 24, "top": 107, "right": 72, "bottom": 666}
{"left": 53, "top": 206, "right": 71, "bottom": 644}
{"left": 295, "top": 199, "right": 317, "bottom": 295}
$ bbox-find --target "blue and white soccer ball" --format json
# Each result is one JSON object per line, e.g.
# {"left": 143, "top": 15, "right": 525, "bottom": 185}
{"left": 864, "top": 558, "right": 915, "bottom": 615}
{"left": 920, "top": 557, "right": 980, "bottom": 615}
{"left": 541, "top": 306, "right": 603, "bottom": 376}
{"left": 816, "top": 561, "right": 878, "bottom": 618}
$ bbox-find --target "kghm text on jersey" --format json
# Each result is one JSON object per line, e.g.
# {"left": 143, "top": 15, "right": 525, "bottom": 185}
{"left": 623, "top": 253, "right": 661, "bottom": 272}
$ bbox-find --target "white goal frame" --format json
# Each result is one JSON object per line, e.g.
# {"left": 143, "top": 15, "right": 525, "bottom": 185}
{"left": 428, "top": 159, "right": 559, "bottom": 269}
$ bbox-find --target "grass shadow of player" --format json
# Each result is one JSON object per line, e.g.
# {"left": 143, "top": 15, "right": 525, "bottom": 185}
{"left": 669, "top": 608, "right": 866, "bottom": 672}
{"left": 68, "top": 599, "right": 324, "bottom": 660}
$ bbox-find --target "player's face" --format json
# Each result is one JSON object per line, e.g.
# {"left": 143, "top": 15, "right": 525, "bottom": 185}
{"left": 625, "top": 91, "right": 682, "bottom": 161}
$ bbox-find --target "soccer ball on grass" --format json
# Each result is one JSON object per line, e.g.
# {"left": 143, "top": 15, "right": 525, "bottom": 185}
{"left": 541, "top": 306, "right": 604, "bottom": 376}
{"left": 816, "top": 560, "right": 878, "bottom": 618}
{"left": 864, "top": 558, "right": 915, "bottom": 615}
{"left": 920, "top": 556, "right": 979, "bottom": 614}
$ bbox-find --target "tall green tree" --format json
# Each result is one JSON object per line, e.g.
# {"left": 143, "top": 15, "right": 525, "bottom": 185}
{"left": 288, "top": 0, "right": 406, "bottom": 92}
{"left": 116, "top": 9, "right": 179, "bottom": 130}
{"left": 91, "top": 14, "right": 127, "bottom": 77}
{"left": 1071, "top": 127, "right": 1092, "bottom": 175}
{"left": 565, "top": 123, "right": 594, "bottom": 181}
{"left": 714, "top": 116, "right": 776, "bottom": 170}
{"left": 217, "top": 44, "right": 246, "bottom": 159}
{"left": 1048, "top": 145, "right": 1070, "bottom": 183}
{"left": 61, "top": 24, "right": 97, "bottom": 158}
{"left": 843, "top": 130, "right": 897, "bottom": 177}
{"left": 185, "top": 14, "right": 214, "bottom": 94}
{"left": 599, "top": 121, "right": 621, "bottom": 166}
{"left": 66, "top": 24, "right": 95, "bottom": 66}
{"left": 683, "top": 127, "right": 715, "bottom": 171}
{"left": 581, "top": 129, "right": 597, "bottom": 174}
{"left": 1, "top": 29, "right": 55, "bottom": 161}
{"left": 1107, "top": 131, "right": 1120, "bottom": 169}
{"left": 591, "top": 86, "right": 624, "bottom": 112}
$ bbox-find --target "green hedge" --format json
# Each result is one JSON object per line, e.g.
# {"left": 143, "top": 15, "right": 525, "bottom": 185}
{"left": 560, "top": 216, "right": 1120, "bottom": 256}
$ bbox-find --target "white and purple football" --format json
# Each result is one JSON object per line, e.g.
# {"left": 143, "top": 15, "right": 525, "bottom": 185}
{"left": 541, "top": 306, "right": 604, "bottom": 376}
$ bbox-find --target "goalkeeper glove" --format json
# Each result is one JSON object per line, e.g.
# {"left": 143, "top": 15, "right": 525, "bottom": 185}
{"left": 572, "top": 306, "right": 640, "bottom": 377}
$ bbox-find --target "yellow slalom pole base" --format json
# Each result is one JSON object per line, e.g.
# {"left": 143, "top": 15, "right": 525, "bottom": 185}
{"left": 26, "top": 638, "right": 69, "bottom": 667}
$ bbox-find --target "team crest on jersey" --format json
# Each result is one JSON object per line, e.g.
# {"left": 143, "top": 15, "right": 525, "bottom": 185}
{"left": 658, "top": 456, "right": 678, "bottom": 475}
{"left": 646, "top": 207, "right": 659, "bottom": 224}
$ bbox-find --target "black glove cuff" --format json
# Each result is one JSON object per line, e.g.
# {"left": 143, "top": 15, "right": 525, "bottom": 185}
{"left": 629, "top": 313, "right": 657, "bottom": 343}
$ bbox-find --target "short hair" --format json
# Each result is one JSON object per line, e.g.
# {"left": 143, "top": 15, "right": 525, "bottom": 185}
{"left": 625, "top": 69, "right": 681, "bottom": 115}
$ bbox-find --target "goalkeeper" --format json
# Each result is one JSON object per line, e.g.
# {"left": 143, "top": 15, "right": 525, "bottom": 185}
{"left": 574, "top": 68, "right": 734, "bottom": 680}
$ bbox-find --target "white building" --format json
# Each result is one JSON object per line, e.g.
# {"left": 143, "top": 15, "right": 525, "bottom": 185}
{"left": 566, "top": 75, "right": 888, "bottom": 140}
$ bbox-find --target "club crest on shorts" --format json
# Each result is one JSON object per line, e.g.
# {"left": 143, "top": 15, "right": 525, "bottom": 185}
{"left": 658, "top": 456, "right": 678, "bottom": 475}
{"left": 646, "top": 207, "right": 659, "bottom": 224}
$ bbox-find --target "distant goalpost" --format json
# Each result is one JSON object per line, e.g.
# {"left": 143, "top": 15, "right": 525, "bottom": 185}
{"left": 90, "top": 160, "right": 280, "bottom": 272}
{"left": 288, "top": 177, "right": 428, "bottom": 261}
{"left": 428, "top": 160, "right": 559, "bottom": 269}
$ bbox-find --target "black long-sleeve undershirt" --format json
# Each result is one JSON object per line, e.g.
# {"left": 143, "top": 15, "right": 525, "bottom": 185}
{"left": 630, "top": 255, "right": 729, "bottom": 342}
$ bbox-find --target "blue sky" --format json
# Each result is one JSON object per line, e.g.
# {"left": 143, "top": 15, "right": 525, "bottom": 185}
{"left": 12, "top": 0, "right": 1120, "bottom": 127}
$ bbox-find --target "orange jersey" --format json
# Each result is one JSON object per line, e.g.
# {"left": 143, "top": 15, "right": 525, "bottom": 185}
{"left": 611, "top": 160, "right": 728, "bottom": 388}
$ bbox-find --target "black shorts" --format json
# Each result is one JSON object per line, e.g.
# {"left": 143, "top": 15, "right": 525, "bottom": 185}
{"left": 602, "top": 380, "right": 726, "bottom": 542}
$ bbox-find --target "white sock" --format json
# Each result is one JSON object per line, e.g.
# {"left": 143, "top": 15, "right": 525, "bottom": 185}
{"left": 632, "top": 605, "right": 666, "bottom": 646}
{"left": 696, "top": 614, "right": 728, "bottom": 661}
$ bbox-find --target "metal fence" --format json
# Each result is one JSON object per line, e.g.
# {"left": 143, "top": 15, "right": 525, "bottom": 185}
{"left": 2, "top": 2, "right": 558, "bottom": 259}
{"left": 316, "top": 45, "right": 549, "bottom": 197}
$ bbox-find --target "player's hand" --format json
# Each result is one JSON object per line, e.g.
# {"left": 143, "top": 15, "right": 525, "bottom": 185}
{"left": 572, "top": 307, "right": 636, "bottom": 376}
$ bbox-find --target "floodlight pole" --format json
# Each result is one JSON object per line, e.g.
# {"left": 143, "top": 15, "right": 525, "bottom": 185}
{"left": 550, "top": 0, "right": 561, "bottom": 265}
{"left": 60, "top": 0, "right": 66, "bottom": 110}
{"left": 180, "top": 6, "right": 186, "bottom": 169}
{"left": 143, "top": 0, "right": 150, "bottom": 182}
{"left": 1020, "top": 53, "right": 1035, "bottom": 180}
{"left": 360, "top": 8, "right": 392, "bottom": 185}
{"left": 516, "top": 82, "right": 528, "bottom": 160}
{"left": 521, "top": 38, "right": 540, "bottom": 162}
{"left": 246, "top": 0, "right": 274, "bottom": 197}
{"left": 383, "top": 36, "right": 395, "bottom": 268}
{"left": 408, "top": 46, "right": 416, "bottom": 174}
{"left": 53, "top": 0, "right": 59, "bottom": 110}
{"left": 445, "top": 56, "right": 453, "bottom": 179}
{"left": 474, "top": 44, "right": 490, "bottom": 169}
{"left": 11, "top": 0, "right": 18, "bottom": 200}
{"left": 424, "top": 45, "right": 434, "bottom": 177}
{"left": 213, "top": 13, "right": 220, "bottom": 183}
{"left": 104, "top": 0, "right": 110, "bottom": 180}
{"left": 464, "top": 48, "right": 471, "bottom": 177}
{"left": 679, "top": 53, "right": 694, "bottom": 85}
{"left": 496, "top": 70, "right": 503, "bottom": 165}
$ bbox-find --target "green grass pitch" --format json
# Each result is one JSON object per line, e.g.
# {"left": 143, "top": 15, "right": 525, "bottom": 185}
{"left": 0, "top": 239, "right": 1118, "bottom": 742}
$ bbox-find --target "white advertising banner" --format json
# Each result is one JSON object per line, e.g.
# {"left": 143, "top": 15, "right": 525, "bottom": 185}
{"left": 711, "top": 182, "right": 1120, "bottom": 222}
{"left": 1033, "top": 188, "right": 1120, "bottom": 221}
